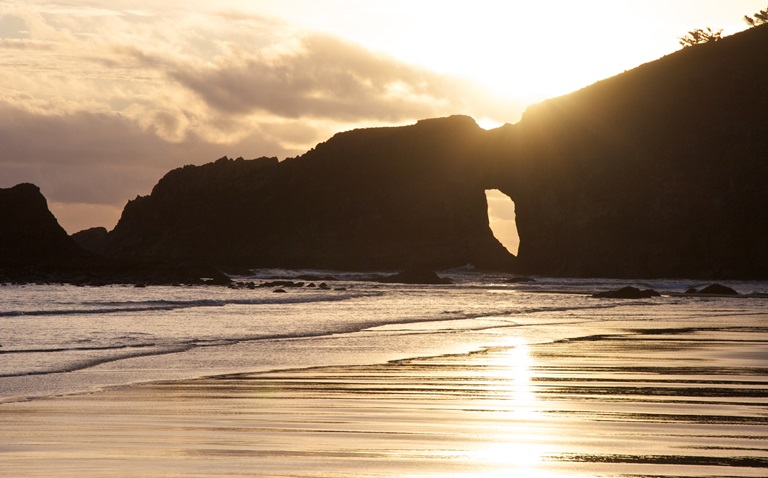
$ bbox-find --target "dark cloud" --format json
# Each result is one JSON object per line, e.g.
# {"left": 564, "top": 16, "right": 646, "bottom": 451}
{"left": 145, "top": 33, "right": 469, "bottom": 121}
{"left": 1, "top": 106, "right": 169, "bottom": 168}
{"left": 0, "top": 102, "right": 294, "bottom": 207}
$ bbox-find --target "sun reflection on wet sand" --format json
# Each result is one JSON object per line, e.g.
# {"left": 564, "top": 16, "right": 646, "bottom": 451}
{"left": 464, "top": 338, "right": 558, "bottom": 476}
{"left": 504, "top": 339, "right": 538, "bottom": 417}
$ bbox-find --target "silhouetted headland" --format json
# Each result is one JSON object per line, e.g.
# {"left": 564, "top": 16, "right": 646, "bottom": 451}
{"left": 491, "top": 23, "right": 768, "bottom": 278}
{"left": 105, "top": 118, "right": 513, "bottom": 273}
{"left": 0, "top": 184, "right": 229, "bottom": 286}
{"left": 1, "top": 183, "right": 88, "bottom": 269}
{"left": 3, "top": 24, "right": 767, "bottom": 283}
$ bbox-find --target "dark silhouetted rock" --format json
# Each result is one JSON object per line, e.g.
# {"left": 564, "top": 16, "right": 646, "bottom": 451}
{"left": 593, "top": 286, "right": 661, "bottom": 299}
{"left": 696, "top": 283, "right": 739, "bottom": 295}
{"left": 379, "top": 268, "right": 452, "bottom": 284}
{"left": 260, "top": 280, "right": 304, "bottom": 288}
{"left": 0, "top": 184, "right": 231, "bottom": 286}
{"left": 492, "top": 24, "right": 768, "bottom": 279}
{"left": 72, "top": 227, "right": 109, "bottom": 255}
{"left": 106, "top": 123, "right": 515, "bottom": 272}
{"left": 103, "top": 25, "right": 768, "bottom": 279}
{"left": 507, "top": 276, "right": 536, "bottom": 283}
{"left": 0, "top": 183, "right": 89, "bottom": 268}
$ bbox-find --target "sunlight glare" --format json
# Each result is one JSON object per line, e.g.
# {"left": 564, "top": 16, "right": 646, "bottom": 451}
{"left": 504, "top": 338, "right": 538, "bottom": 419}
{"left": 465, "top": 338, "right": 553, "bottom": 472}
{"left": 476, "top": 118, "right": 505, "bottom": 130}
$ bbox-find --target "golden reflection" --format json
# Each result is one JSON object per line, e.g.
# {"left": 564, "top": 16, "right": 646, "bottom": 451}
{"left": 506, "top": 338, "right": 538, "bottom": 419}
{"left": 467, "top": 338, "right": 559, "bottom": 476}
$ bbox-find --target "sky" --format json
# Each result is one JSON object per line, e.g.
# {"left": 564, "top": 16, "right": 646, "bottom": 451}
{"left": 1, "top": 1, "right": 765, "bottom": 238}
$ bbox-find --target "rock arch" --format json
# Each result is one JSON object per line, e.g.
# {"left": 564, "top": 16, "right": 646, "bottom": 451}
{"left": 485, "top": 189, "right": 519, "bottom": 256}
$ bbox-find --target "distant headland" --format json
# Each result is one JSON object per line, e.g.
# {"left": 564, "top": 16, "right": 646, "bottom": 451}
{"left": 2, "top": 24, "right": 767, "bottom": 284}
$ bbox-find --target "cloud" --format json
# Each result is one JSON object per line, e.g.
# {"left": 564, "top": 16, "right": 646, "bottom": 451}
{"left": 0, "top": 100, "right": 299, "bottom": 231}
{"left": 127, "top": 33, "right": 494, "bottom": 122}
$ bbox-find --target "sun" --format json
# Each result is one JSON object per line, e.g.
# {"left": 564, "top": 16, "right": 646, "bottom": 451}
{"left": 249, "top": 1, "right": 681, "bottom": 121}
{"left": 335, "top": 2, "right": 652, "bottom": 107}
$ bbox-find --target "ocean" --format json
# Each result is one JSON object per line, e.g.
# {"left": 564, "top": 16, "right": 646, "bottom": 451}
{"left": 1, "top": 270, "right": 767, "bottom": 477}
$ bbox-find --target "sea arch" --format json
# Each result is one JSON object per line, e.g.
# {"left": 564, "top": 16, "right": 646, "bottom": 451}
{"left": 485, "top": 189, "right": 519, "bottom": 256}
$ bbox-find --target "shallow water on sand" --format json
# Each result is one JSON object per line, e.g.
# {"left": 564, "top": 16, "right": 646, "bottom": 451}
{"left": 1, "top": 272, "right": 767, "bottom": 476}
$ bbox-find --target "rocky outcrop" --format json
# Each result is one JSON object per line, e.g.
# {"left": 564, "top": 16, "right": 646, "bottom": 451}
{"left": 0, "top": 183, "right": 87, "bottom": 268}
{"left": 103, "top": 25, "right": 768, "bottom": 279}
{"left": 0, "top": 183, "right": 230, "bottom": 285}
{"left": 487, "top": 24, "right": 768, "bottom": 279}
{"left": 593, "top": 287, "right": 661, "bottom": 299}
{"left": 72, "top": 227, "right": 109, "bottom": 255}
{"left": 107, "top": 120, "right": 515, "bottom": 271}
{"left": 687, "top": 283, "right": 739, "bottom": 295}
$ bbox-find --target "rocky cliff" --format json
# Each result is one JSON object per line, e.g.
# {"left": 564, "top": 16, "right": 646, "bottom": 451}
{"left": 0, "top": 183, "right": 87, "bottom": 268}
{"left": 9, "top": 25, "right": 767, "bottom": 280}
{"left": 0, "top": 183, "right": 230, "bottom": 285}
{"left": 489, "top": 23, "right": 768, "bottom": 278}
{"left": 108, "top": 117, "right": 514, "bottom": 271}
{"left": 104, "top": 25, "right": 768, "bottom": 278}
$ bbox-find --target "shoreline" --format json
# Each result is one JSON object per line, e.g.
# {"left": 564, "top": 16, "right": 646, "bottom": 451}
{"left": 2, "top": 320, "right": 767, "bottom": 478}
{"left": 2, "top": 278, "right": 767, "bottom": 477}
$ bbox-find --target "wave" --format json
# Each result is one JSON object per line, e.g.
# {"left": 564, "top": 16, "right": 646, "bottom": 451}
{"left": 0, "top": 323, "right": 403, "bottom": 378}
{"left": 0, "top": 286, "right": 673, "bottom": 381}
{"left": 0, "top": 343, "right": 163, "bottom": 356}
{"left": 0, "top": 291, "right": 381, "bottom": 318}
{"left": 0, "top": 345, "right": 193, "bottom": 378}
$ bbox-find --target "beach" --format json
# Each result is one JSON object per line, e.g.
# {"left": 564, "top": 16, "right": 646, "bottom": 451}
{"left": 1, "top": 275, "right": 767, "bottom": 476}
{"left": 4, "top": 3, "right": 768, "bottom": 476}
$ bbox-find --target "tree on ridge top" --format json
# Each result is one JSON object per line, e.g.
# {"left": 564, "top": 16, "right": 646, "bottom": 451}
{"left": 679, "top": 27, "right": 723, "bottom": 48}
{"left": 744, "top": 6, "right": 768, "bottom": 27}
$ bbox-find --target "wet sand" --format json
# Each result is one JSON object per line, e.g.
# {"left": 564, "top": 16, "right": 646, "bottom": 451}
{"left": 2, "top": 320, "right": 767, "bottom": 478}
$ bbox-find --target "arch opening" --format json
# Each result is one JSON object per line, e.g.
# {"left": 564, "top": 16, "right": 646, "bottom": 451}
{"left": 485, "top": 189, "right": 519, "bottom": 256}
